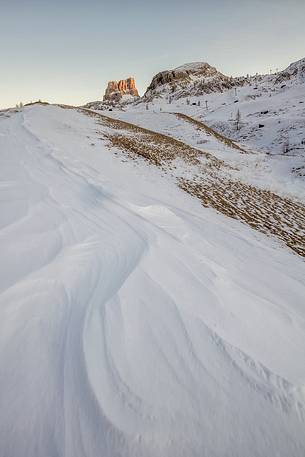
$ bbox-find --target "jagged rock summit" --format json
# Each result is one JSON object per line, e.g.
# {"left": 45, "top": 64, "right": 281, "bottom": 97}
{"left": 144, "top": 62, "right": 238, "bottom": 100}
{"left": 103, "top": 77, "right": 139, "bottom": 103}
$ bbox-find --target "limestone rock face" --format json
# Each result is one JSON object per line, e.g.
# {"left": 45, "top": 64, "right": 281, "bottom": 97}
{"left": 103, "top": 77, "right": 139, "bottom": 103}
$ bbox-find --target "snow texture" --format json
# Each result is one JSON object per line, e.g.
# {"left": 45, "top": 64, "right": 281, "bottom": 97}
{"left": 0, "top": 105, "right": 305, "bottom": 457}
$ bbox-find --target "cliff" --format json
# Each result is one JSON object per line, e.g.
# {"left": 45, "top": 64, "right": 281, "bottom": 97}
{"left": 103, "top": 77, "right": 139, "bottom": 103}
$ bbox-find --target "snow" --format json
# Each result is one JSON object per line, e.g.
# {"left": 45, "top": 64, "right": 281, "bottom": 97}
{"left": 174, "top": 62, "right": 211, "bottom": 72}
{"left": 105, "top": 107, "right": 305, "bottom": 203}
{"left": 0, "top": 105, "right": 305, "bottom": 457}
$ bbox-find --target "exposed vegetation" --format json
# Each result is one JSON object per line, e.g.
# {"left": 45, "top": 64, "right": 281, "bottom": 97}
{"left": 78, "top": 106, "right": 305, "bottom": 257}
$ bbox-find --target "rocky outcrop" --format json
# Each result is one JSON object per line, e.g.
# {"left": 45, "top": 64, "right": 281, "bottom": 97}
{"left": 274, "top": 58, "right": 305, "bottom": 85}
{"left": 144, "top": 62, "right": 241, "bottom": 100}
{"left": 103, "top": 78, "right": 139, "bottom": 103}
{"left": 144, "top": 62, "right": 246, "bottom": 101}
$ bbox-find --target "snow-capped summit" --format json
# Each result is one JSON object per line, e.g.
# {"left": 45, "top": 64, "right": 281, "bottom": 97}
{"left": 144, "top": 61, "right": 238, "bottom": 100}
{"left": 174, "top": 61, "right": 217, "bottom": 73}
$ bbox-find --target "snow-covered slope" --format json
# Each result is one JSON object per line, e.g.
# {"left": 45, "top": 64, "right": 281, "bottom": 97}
{"left": 105, "top": 106, "right": 305, "bottom": 204}
{"left": 275, "top": 57, "right": 305, "bottom": 85}
{"left": 0, "top": 105, "right": 305, "bottom": 457}
{"left": 202, "top": 73, "right": 305, "bottom": 160}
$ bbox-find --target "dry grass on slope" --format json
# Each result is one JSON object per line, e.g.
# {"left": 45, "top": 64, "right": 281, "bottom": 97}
{"left": 174, "top": 112, "right": 250, "bottom": 154}
{"left": 79, "top": 107, "right": 305, "bottom": 258}
{"left": 179, "top": 177, "right": 305, "bottom": 257}
{"left": 81, "top": 108, "right": 225, "bottom": 170}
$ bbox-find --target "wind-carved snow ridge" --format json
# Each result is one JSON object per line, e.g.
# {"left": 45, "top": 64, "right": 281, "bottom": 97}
{"left": 0, "top": 105, "right": 305, "bottom": 457}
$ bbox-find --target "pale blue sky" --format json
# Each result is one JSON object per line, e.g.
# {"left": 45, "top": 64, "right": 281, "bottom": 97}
{"left": 1, "top": 0, "right": 305, "bottom": 108}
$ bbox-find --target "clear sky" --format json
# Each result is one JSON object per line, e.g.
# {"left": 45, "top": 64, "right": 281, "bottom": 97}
{"left": 1, "top": 0, "right": 305, "bottom": 108}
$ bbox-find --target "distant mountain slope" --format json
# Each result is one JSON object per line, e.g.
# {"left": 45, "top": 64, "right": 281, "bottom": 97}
{"left": 275, "top": 57, "right": 305, "bottom": 85}
{"left": 144, "top": 61, "right": 243, "bottom": 100}
{"left": 143, "top": 58, "right": 305, "bottom": 102}
{"left": 119, "top": 58, "right": 302, "bottom": 169}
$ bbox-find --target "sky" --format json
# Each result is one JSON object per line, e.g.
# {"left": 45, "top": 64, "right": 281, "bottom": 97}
{"left": 1, "top": 0, "right": 305, "bottom": 108}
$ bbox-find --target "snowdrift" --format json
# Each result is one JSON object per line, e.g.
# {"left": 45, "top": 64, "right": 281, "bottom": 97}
{"left": 0, "top": 105, "right": 305, "bottom": 457}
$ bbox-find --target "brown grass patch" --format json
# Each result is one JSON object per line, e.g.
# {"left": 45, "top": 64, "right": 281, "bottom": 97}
{"left": 179, "top": 177, "right": 305, "bottom": 257}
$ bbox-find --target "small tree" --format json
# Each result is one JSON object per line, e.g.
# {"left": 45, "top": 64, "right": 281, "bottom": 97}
{"left": 236, "top": 109, "right": 241, "bottom": 131}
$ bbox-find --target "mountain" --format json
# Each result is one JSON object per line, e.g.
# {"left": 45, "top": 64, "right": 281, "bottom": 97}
{"left": 3, "top": 58, "right": 304, "bottom": 456}
{"left": 124, "top": 58, "right": 302, "bottom": 166}
{"left": 84, "top": 78, "right": 139, "bottom": 110}
{"left": 84, "top": 57, "right": 305, "bottom": 173}
{"left": 144, "top": 62, "right": 243, "bottom": 100}
{"left": 143, "top": 58, "right": 305, "bottom": 102}
{"left": 103, "top": 77, "right": 139, "bottom": 103}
